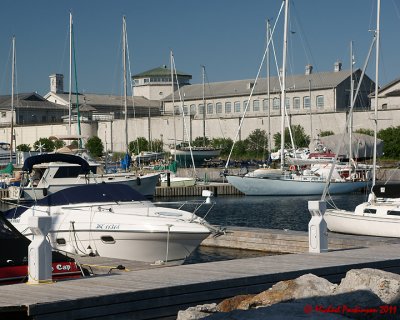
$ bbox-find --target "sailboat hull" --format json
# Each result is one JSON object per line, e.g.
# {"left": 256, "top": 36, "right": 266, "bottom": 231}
{"left": 171, "top": 149, "right": 221, "bottom": 166}
{"left": 325, "top": 209, "right": 400, "bottom": 238}
{"left": 226, "top": 175, "right": 368, "bottom": 196}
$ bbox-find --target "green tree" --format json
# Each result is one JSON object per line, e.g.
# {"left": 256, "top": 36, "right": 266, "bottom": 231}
{"left": 150, "top": 139, "right": 164, "bottom": 152}
{"left": 319, "top": 130, "right": 334, "bottom": 137}
{"left": 16, "top": 144, "right": 30, "bottom": 152}
{"left": 129, "top": 137, "right": 149, "bottom": 154}
{"left": 192, "top": 136, "right": 210, "bottom": 147}
{"left": 33, "top": 138, "right": 55, "bottom": 152}
{"left": 231, "top": 140, "right": 247, "bottom": 159}
{"left": 244, "top": 129, "right": 268, "bottom": 159}
{"left": 211, "top": 137, "right": 233, "bottom": 157}
{"left": 85, "top": 136, "right": 104, "bottom": 158}
{"left": 54, "top": 140, "right": 66, "bottom": 150}
{"left": 378, "top": 126, "right": 400, "bottom": 159}
{"left": 273, "top": 125, "right": 310, "bottom": 150}
{"left": 355, "top": 128, "right": 374, "bottom": 136}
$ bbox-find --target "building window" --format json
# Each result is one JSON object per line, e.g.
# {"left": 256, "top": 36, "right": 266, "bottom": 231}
{"left": 293, "top": 97, "right": 300, "bottom": 109}
{"left": 207, "top": 103, "right": 213, "bottom": 114}
{"left": 316, "top": 95, "right": 324, "bottom": 108}
{"left": 253, "top": 100, "right": 260, "bottom": 112}
{"left": 243, "top": 100, "right": 249, "bottom": 112}
{"left": 183, "top": 105, "right": 188, "bottom": 115}
{"left": 190, "top": 104, "right": 196, "bottom": 115}
{"left": 285, "top": 97, "right": 290, "bottom": 109}
{"left": 303, "top": 96, "right": 310, "bottom": 109}
{"left": 234, "top": 101, "right": 241, "bottom": 113}
{"left": 1, "top": 112, "right": 6, "bottom": 118}
{"left": 198, "top": 104, "right": 204, "bottom": 115}
{"left": 174, "top": 105, "right": 180, "bottom": 115}
{"left": 225, "top": 102, "right": 232, "bottom": 113}
{"left": 273, "top": 97, "right": 280, "bottom": 110}
{"left": 382, "top": 103, "right": 387, "bottom": 110}
{"left": 263, "top": 99, "right": 269, "bottom": 112}
{"left": 216, "top": 102, "right": 222, "bottom": 114}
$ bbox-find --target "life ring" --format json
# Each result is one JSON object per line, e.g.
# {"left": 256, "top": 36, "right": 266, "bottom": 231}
{"left": 289, "top": 165, "right": 296, "bottom": 171}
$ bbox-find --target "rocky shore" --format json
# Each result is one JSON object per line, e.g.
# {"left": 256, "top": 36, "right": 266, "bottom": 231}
{"left": 177, "top": 268, "right": 400, "bottom": 319}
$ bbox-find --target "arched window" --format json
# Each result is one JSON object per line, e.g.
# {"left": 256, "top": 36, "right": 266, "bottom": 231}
{"left": 234, "top": 101, "right": 241, "bottom": 112}
{"left": 216, "top": 102, "right": 222, "bottom": 114}
{"left": 253, "top": 100, "right": 260, "bottom": 112}
{"left": 207, "top": 103, "right": 213, "bottom": 114}
{"left": 225, "top": 102, "right": 232, "bottom": 113}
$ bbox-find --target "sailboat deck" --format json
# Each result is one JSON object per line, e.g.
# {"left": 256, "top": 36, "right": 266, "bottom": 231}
{"left": 1, "top": 241, "right": 400, "bottom": 319}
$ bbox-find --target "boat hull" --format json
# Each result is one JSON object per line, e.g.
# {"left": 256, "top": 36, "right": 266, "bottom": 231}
{"left": 170, "top": 149, "right": 221, "bottom": 166}
{"left": 226, "top": 175, "right": 368, "bottom": 196}
{"left": 325, "top": 209, "right": 400, "bottom": 238}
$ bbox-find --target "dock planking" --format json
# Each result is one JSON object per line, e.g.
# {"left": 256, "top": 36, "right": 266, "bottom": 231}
{"left": 2, "top": 243, "right": 400, "bottom": 319}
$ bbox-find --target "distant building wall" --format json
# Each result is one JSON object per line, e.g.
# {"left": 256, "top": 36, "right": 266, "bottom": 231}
{"left": 2, "top": 109, "right": 400, "bottom": 153}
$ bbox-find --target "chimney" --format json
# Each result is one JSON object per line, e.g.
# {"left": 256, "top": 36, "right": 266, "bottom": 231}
{"left": 49, "top": 74, "right": 64, "bottom": 93}
{"left": 334, "top": 61, "right": 342, "bottom": 72}
{"left": 305, "top": 64, "right": 313, "bottom": 75}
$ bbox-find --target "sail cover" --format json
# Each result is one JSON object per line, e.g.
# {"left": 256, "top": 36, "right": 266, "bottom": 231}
{"left": 311, "top": 133, "right": 383, "bottom": 159}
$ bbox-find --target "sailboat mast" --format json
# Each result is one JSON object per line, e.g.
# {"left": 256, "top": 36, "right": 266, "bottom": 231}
{"left": 122, "top": 16, "right": 128, "bottom": 153}
{"left": 349, "top": 41, "right": 354, "bottom": 163}
{"left": 202, "top": 65, "right": 206, "bottom": 147}
{"left": 266, "top": 20, "right": 271, "bottom": 155}
{"left": 10, "top": 36, "right": 15, "bottom": 163}
{"left": 372, "top": 0, "right": 380, "bottom": 187}
{"left": 68, "top": 12, "right": 72, "bottom": 135}
{"left": 171, "top": 51, "right": 177, "bottom": 161}
{"left": 280, "top": 0, "right": 289, "bottom": 171}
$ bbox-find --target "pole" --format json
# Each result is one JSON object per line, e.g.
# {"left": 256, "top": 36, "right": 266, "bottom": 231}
{"left": 123, "top": 16, "right": 128, "bottom": 154}
{"left": 68, "top": 12, "right": 72, "bottom": 135}
{"left": 10, "top": 36, "right": 15, "bottom": 163}
{"left": 202, "top": 65, "right": 206, "bottom": 147}
{"left": 280, "top": 0, "right": 289, "bottom": 171}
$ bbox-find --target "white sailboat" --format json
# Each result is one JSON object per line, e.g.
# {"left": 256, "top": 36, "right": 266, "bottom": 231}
{"left": 324, "top": 0, "right": 400, "bottom": 237}
{"left": 5, "top": 183, "right": 213, "bottom": 264}
{"left": 226, "top": 0, "right": 369, "bottom": 196}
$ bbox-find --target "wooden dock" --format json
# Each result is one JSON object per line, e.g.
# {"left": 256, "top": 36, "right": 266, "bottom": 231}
{"left": 155, "top": 182, "right": 243, "bottom": 197}
{"left": 2, "top": 241, "right": 400, "bottom": 319}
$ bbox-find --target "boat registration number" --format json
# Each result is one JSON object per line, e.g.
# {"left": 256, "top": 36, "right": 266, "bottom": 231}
{"left": 96, "top": 224, "right": 120, "bottom": 230}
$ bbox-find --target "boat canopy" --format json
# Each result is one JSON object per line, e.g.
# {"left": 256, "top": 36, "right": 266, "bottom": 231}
{"left": 22, "top": 154, "right": 91, "bottom": 173}
{"left": 3, "top": 183, "right": 147, "bottom": 219}
{"left": 372, "top": 183, "right": 400, "bottom": 198}
{"left": 311, "top": 133, "right": 383, "bottom": 160}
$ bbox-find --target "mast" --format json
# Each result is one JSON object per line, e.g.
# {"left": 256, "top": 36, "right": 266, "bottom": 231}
{"left": 171, "top": 50, "right": 177, "bottom": 161}
{"left": 349, "top": 41, "right": 354, "bottom": 164}
{"left": 266, "top": 19, "right": 271, "bottom": 155}
{"left": 68, "top": 12, "right": 72, "bottom": 135}
{"left": 202, "top": 65, "right": 206, "bottom": 147}
{"left": 372, "top": 0, "right": 380, "bottom": 187}
{"left": 10, "top": 36, "right": 15, "bottom": 163}
{"left": 122, "top": 16, "right": 128, "bottom": 154}
{"left": 308, "top": 79, "right": 312, "bottom": 146}
{"left": 280, "top": 0, "right": 289, "bottom": 171}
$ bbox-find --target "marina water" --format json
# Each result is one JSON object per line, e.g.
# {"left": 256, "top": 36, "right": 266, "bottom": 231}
{"left": 181, "top": 191, "right": 369, "bottom": 264}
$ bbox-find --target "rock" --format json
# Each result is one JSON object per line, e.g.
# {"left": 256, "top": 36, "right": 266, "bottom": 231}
{"left": 177, "top": 269, "right": 400, "bottom": 319}
{"left": 176, "top": 303, "right": 218, "bottom": 320}
{"left": 223, "top": 273, "right": 337, "bottom": 310}
{"left": 336, "top": 268, "right": 400, "bottom": 304}
{"left": 217, "top": 294, "right": 256, "bottom": 312}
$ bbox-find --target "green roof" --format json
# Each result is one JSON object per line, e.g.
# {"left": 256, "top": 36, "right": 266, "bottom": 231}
{"left": 133, "top": 65, "right": 192, "bottom": 79}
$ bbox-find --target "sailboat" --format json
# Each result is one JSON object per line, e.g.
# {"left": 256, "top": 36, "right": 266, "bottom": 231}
{"left": 226, "top": 0, "right": 369, "bottom": 196}
{"left": 324, "top": 0, "right": 400, "bottom": 237}
{"left": 170, "top": 65, "right": 221, "bottom": 167}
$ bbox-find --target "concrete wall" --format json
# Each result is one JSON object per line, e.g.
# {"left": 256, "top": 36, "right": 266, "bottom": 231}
{"left": 1, "top": 109, "right": 399, "bottom": 152}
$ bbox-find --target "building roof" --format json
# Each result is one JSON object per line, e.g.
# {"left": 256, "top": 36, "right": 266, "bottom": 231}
{"left": 163, "top": 69, "right": 368, "bottom": 102}
{"left": 0, "top": 92, "right": 67, "bottom": 110}
{"left": 133, "top": 65, "right": 192, "bottom": 79}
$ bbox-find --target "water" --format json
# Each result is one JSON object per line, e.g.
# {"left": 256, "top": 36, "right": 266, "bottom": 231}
{"left": 180, "top": 192, "right": 369, "bottom": 264}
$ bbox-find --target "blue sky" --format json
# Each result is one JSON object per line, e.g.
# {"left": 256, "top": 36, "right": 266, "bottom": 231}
{"left": 0, "top": 0, "right": 398, "bottom": 96}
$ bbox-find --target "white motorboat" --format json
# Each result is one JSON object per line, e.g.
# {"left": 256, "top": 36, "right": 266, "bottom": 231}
{"left": 6, "top": 153, "right": 160, "bottom": 202}
{"left": 325, "top": 184, "right": 400, "bottom": 237}
{"left": 5, "top": 183, "right": 213, "bottom": 264}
